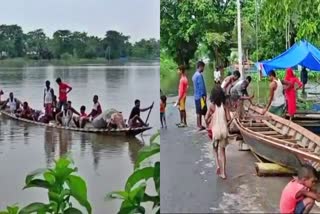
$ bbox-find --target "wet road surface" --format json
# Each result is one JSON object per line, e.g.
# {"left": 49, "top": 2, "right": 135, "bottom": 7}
{"left": 161, "top": 96, "right": 320, "bottom": 213}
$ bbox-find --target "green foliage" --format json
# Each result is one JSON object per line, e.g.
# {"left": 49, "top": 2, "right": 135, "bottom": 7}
{"left": 108, "top": 133, "right": 160, "bottom": 214}
{"left": 61, "top": 53, "right": 73, "bottom": 61}
{"left": 160, "top": 51, "right": 178, "bottom": 79}
{"left": 0, "top": 157, "right": 92, "bottom": 214}
{"left": 0, "top": 25, "right": 159, "bottom": 61}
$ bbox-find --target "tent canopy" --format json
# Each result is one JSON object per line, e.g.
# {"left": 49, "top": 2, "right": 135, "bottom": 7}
{"left": 256, "top": 40, "right": 320, "bottom": 76}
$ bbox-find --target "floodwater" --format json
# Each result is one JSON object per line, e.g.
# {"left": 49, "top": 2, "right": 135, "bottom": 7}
{"left": 0, "top": 62, "right": 160, "bottom": 213}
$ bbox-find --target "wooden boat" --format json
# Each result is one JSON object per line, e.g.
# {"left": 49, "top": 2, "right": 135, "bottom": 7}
{"left": 232, "top": 105, "right": 320, "bottom": 171}
{"left": 0, "top": 110, "right": 152, "bottom": 137}
{"left": 285, "top": 112, "right": 320, "bottom": 134}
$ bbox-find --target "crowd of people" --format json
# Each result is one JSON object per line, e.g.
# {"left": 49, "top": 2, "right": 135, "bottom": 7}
{"left": 0, "top": 78, "right": 153, "bottom": 129}
{"left": 160, "top": 60, "right": 319, "bottom": 213}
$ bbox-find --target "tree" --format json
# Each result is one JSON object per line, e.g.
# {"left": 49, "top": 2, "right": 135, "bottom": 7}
{"left": 0, "top": 25, "right": 25, "bottom": 57}
{"left": 52, "top": 30, "right": 73, "bottom": 58}
{"left": 25, "top": 29, "right": 49, "bottom": 59}
{"left": 102, "top": 30, "right": 130, "bottom": 59}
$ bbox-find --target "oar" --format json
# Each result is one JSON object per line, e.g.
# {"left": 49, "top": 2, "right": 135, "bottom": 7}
{"left": 145, "top": 101, "right": 154, "bottom": 125}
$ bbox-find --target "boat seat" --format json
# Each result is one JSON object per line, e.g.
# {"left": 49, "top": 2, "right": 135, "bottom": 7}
{"left": 248, "top": 127, "right": 273, "bottom": 131}
{"left": 242, "top": 122, "right": 267, "bottom": 127}
{"left": 258, "top": 131, "right": 278, "bottom": 135}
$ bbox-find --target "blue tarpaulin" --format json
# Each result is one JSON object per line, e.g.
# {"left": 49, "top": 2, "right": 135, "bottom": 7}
{"left": 256, "top": 40, "right": 320, "bottom": 76}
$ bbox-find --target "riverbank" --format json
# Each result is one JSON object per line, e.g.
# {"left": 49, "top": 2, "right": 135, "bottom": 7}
{"left": 161, "top": 96, "right": 320, "bottom": 213}
{"left": 0, "top": 57, "right": 159, "bottom": 67}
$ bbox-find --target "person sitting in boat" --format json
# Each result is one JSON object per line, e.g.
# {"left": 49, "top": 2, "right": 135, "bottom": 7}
{"left": 128, "top": 99, "right": 153, "bottom": 128}
{"left": 92, "top": 109, "right": 126, "bottom": 129}
{"left": 280, "top": 164, "right": 320, "bottom": 214}
{"left": 262, "top": 70, "right": 292, "bottom": 116}
{"left": 87, "top": 95, "right": 102, "bottom": 120}
{"left": 1, "top": 92, "right": 22, "bottom": 113}
{"left": 56, "top": 101, "right": 79, "bottom": 127}
{"left": 43, "top": 80, "right": 55, "bottom": 118}
{"left": 16, "top": 102, "right": 33, "bottom": 120}
{"left": 230, "top": 75, "right": 254, "bottom": 108}
{"left": 73, "top": 105, "right": 89, "bottom": 128}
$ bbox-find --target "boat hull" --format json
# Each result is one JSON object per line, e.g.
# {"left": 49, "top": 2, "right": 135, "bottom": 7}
{"left": 0, "top": 111, "right": 151, "bottom": 137}
{"left": 240, "top": 128, "right": 303, "bottom": 170}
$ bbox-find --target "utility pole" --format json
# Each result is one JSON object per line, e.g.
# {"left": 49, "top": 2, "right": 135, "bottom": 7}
{"left": 237, "top": 0, "right": 243, "bottom": 79}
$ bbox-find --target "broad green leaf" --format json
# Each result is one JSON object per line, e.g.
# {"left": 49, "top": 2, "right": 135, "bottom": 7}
{"left": 23, "top": 179, "right": 51, "bottom": 190}
{"left": 128, "top": 182, "right": 146, "bottom": 204}
{"left": 154, "top": 162, "right": 160, "bottom": 195}
{"left": 25, "top": 168, "right": 47, "bottom": 184}
{"left": 106, "top": 191, "right": 129, "bottom": 200}
{"left": 6, "top": 205, "right": 20, "bottom": 214}
{"left": 66, "top": 175, "right": 92, "bottom": 214}
{"left": 55, "top": 157, "right": 71, "bottom": 169}
{"left": 19, "top": 203, "right": 47, "bottom": 214}
{"left": 149, "top": 132, "right": 159, "bottom": 144}
{"left": 43, "top": 172, "right": 56, "bottom": 185}
{"left": 142, "top": 194, "right": 159, "bottom": 205}
{"left": 134, "top": 144, "right": 160, "bottom": 169}
{"left": 125, "top": 167, "right": 154, "bottom": 191}
{"left": 63, "top": 207, "right": 82, "bottom": 214}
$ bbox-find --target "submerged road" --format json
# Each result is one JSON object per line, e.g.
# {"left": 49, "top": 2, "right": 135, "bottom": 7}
{"left": 161, "top": 96, "right": 320, "bottom": 213}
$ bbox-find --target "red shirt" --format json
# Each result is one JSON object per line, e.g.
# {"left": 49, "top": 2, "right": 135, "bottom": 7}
{"left": 178, "top": 75, "right": 188, "bottom": 99}
{"left": 58, "top": 82, "right": 71, "bottom": 102}
{"left": 280, "top": 179, "right": 306, "bottom": 214}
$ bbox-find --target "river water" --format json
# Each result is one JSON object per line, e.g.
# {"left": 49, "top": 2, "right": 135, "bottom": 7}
{"left": 0, "top": 62, "right": 159, "bottom": 213}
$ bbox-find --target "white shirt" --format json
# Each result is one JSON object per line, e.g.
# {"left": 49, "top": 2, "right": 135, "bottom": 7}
{"left": 44, "top": 88, "right": 53, "bottom": 104}
{"left": 214, "top": 70, "right": 221, "bottom": 81}
{"left": 271, "top": 79, "right": 285, "bottom": 107}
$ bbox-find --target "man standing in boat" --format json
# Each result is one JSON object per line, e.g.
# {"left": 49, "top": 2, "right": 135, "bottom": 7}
{"left": 262, "top": 70, "right": 291, "bottom": 116}
{"left": 43, "top": 80, "right": 54, "bottom": 118}
{"left": 56, "top": 77, "right": 72, "bottom": 112}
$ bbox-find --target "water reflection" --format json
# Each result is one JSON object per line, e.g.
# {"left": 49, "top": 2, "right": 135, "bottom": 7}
{"left": 0, "top": 64, "right": 159, "bottom": 213}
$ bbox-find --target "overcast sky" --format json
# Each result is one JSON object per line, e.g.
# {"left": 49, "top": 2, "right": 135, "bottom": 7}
{"left": 0, "top": 0, "right": 159, "bottom": 42}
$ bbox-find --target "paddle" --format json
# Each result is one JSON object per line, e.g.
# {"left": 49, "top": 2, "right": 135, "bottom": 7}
{"left": 144, "top": 101, "right": 154, "bottom": 125}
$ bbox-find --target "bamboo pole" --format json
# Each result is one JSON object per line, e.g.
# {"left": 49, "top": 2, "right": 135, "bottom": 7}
{"left": 255, "top": 162, "right": 295, "bottom": 177}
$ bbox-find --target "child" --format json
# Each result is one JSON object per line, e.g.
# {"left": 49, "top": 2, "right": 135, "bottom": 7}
{"left": 74, "top": 105, "right": 89, "bottom": 128}
{"left": 280, "top": 164, "right": 320, "bottom": 214}
{"left": 205, "top": 86, "right": 231, "bottom": 179}
{"left": 160, "top": 95, "right": 167, "bottom": 128}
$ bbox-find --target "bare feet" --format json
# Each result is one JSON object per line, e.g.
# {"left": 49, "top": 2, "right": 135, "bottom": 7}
{"left": 216, "top": 167, "right": 220, "bottom": 175}
{"left": 219, "top": 173, "right": 227, "bottom": 180}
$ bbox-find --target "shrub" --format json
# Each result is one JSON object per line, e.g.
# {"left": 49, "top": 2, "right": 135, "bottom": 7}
{"left": 108, "top": 132, "right": 160, "bottom": 214}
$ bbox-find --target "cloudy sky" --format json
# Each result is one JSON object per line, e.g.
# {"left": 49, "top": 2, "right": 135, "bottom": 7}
{"left": 0, "top": 0, "right": 160, "bottom": 42}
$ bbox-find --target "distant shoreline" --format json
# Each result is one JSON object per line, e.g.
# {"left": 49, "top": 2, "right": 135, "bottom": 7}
{"left": 0, "top": 57, "right": 160, "bottom": 67}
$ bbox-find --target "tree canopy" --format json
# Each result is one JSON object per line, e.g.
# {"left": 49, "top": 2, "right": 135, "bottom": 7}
{"left": 161, "top": 0, "right": 320, "bottom": 66}
{"left": 0, "top": 25, "right": 159, "bottom": 60}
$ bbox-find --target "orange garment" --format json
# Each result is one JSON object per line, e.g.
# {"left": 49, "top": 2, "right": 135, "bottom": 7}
{"left": 160, "top": 101, "right": 166, "bottom": 113}
{"left": 284, "top": 68, "right": 302, "bottom": 116}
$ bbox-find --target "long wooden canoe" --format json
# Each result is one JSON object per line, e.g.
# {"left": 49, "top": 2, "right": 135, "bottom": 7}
{"left": 0, "top": 110, "right": 152, "bottom": 137}
{"left": 285, "top": 112, "right": 320, "bottom": 134}
{"left": 232, "top": 105, "right": 320, "bottom": 171}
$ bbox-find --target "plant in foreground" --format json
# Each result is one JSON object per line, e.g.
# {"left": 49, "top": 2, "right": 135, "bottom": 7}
{"left": 108, "top": 132, "right": 160, "bottom": 214}
{"left": 0, "top": 157, "right": 91, "bottom": 214}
